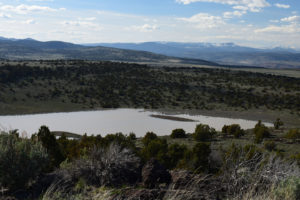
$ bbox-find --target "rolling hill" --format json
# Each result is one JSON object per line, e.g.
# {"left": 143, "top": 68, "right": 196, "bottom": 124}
{"left": 0, "top": 38, "right": 216, "bottom": 66}
{"left": 89, "top": 42, "right": 300, "bottom": 69}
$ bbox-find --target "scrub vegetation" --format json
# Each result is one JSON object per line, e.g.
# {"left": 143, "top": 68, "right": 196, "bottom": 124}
{"left": 0, "top": 60, "right": 299, "bottom": 123}
{"left": 0, "top": 120, "right": 299, "bottom": 199}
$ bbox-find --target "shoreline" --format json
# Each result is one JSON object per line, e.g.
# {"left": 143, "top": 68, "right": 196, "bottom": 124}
{"left": 0, "top": 107, "right": 299, "bottom": 128}
{"left": 148, "top": 108, "right": 300, "bottom": 128}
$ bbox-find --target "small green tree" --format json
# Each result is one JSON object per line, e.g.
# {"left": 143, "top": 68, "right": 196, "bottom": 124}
{"left": 38, "top": 126, "right": 65, "bottom": 169}
{"left": 192, "top": 142, "right": 211, "bottom": 172}
{"left": 166, "top": 143, "right": 187, "bottom": 169}
{"left": 274, "top": 118, "right": 284, "bottom": 130}
{"left": 194, "top": 124, "right": 216, "bottom": 141}
{"left": 254, "top": 121, "right": 270, "bottom": 143}
{"left": 142, "top": 132, "right": 158, "bottom": 146}
{"left": 222, "top": 124, "right": 245, "bottom": 138}
{"left": 128, "top": 132, "right": 137, "bottom": 140}
{"left": 222, "top": 125, "right": 229, "bottom": 135}
{"left": 141, "top": 138, "right": 168, "bottom": 166}
{"left": 0, "top": 132, "right": 48, "bottom": 191}
{"left": 170, "top": 128, "right": 186, "bottom": 139}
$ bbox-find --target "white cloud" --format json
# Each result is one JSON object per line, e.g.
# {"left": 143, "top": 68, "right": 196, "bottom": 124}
{"left": 233, "top": 6, "right": 249, "bottom": 11}
{"left": 127, "top": 24, "right": 158, "bottom": 32}
{"left": 0, "top": 13, "right": 11, "bottom": 19}
{"left": 255, "top": 24, "right": 299, "bottom": 33}
{"left": 176, "top": 0, "right": 270, "bottom": 12}
{"left": 274, "top": 3, "right": 290, "bottom": 9}
{"left": 281, "top": 16, "right": 300, "bottom": 23}
{"left": 0, "top": 4, "right": 64, "bottom": 14}
{"left": 78, "top": 17, "right": 96, "bottom": 21}
{"left": 62, "top": 20, "right": 102, "bottom": 30}
{"left": 255, "top": 15, "right": 300, "bottom": 34}
{"left": 24, "top": 19, "right": 36, "bottom": 24}
{"left": 269, "top": 19, "right": 279, "bottom": 23}
{"left": 179, "top": 13, "right": 225, "bottom": 29}
{"left": 223, "top": 10, "right": 246, "bottom": 18}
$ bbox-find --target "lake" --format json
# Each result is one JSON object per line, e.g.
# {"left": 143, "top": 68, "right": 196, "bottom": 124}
{"left": 0, "top": 109, "right": 272, "bottom": 137}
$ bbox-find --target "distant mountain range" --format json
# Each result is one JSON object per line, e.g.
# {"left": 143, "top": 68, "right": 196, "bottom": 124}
{"left": 0, "top": 37, "right": 216, "bottom": 66}
{"left": 0, "top": 36, "right": 299, "bottom": 68}
{"left": 85, "top": 42, "right": 300, "bottom": 69}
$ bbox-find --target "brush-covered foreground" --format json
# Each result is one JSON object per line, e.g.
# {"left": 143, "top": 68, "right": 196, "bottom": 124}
{"left": 0, "top": 121, "right": 299, "bottom": 200}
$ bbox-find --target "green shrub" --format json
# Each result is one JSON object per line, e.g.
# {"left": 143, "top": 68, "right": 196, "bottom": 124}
{"left": 192, "top": 142, "right": 211, "bottom": 172}
{"left": 142, "top": 132, "right": 158, "bottom": 146}
{"left": 166, "top": 143, "right": 187, "bottom": 169}
{"left": 285, "top": 129, "right": 300, "bottom": 142}
{"left": 0, "top": 132, "right": 48, "bottom": 191}
{"left": 274, "top": 118, "right": 284, "bottom": 130}
{"left": 264, "top": 141, "right": 277, "bottom": 152}
{"left": 193, "top": 124, "right": 216, "bottom": 142}
{"left": 141, "top": 138, "right": 168, "bottom": 165}
{"left": 56, "top": 132, "right": 136, "bottom": 161}
{"left": 128, "top": 132, "right": 137, "bottom": 140}
{"left": 222, "top": 124, "right": 245, "bottom": 138}
{"left": 254, "top": 121, "right": 270, "bottom": 143}
{"left": 170, "top": 129, "right": 186, "bottom": 139}
{"left": 222, "top": 125, "right": 229, "bottom": 134}
{"left": 178, "top": 142, "right": 211, "bottom": 172}
{"left": 37, "top": 126, "right": 65, "bottom": 169}
{"left": 102, "top": 133, "right": 136, "bottom": 150}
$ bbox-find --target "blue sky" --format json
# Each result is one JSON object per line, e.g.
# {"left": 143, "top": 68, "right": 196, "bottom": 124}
{"left": 0, "top": 0, "right": 299, "bottom": 48}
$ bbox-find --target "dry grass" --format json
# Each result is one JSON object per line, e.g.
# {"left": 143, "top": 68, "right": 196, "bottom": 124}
{"left": 42, "top": 143, "right": 141, "bottom": 199}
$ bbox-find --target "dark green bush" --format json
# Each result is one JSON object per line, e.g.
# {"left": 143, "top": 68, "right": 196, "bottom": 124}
{"left": 0, "top": 132, "right": 48, "bottom": 191}
{"left": 192, "top": 142, "right": 211, "bottom": 172}
{"left": 37, "top": 126, "right": 65, "bottom": 169}
{"left": 274, "top": 118, "right": 284, "bottom": 130}
{"left": 166, "top": 143, "right": 187, "bottom": 169}
{"left": 56, "top": 132, "right": 136, "bottom": 161}
{"left": 254, "top": 121, "right": 270, "bottom": 143}
{"left": 141, "top": 138, "right": 168, "bottom": 166}
{"left": 264, "top": 141, "right": 276, "bottom": 151}
{"left": 102, "top": 133, "right": 136, "bottom": 150}
{"left": 177, "top": 142, "right": 211, "bottom": 172}
{"left": 171, "top": 128, "right": 186, "bottom": 138}
{"left": 193, "top": 124, "right": 216, "bottom": 141}
{"left": 222, "top": 124, "right": 245, "bottom": 138}
{"left": 142, "top": 132, "right": 158, "bottom": 146}
{"left": 129, "top": 132, "right": 137, "bottom": 140}
{"left": 285, "top": 129, "right": 300, "bottom": 142}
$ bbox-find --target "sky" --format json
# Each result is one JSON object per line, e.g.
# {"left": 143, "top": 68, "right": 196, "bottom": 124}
{"left": 0, "top": 0, "right": 299, "bottom": 48}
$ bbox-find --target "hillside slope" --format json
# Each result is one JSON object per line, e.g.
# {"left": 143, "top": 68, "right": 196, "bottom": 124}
{"left": 0, "top": 39, "right": 216, "bottom": 66}
{"left": 93, "top": 42, "right": 300, "bottom": 69}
